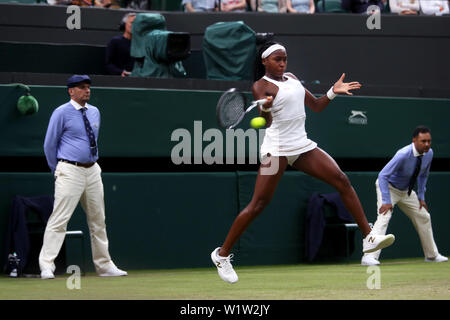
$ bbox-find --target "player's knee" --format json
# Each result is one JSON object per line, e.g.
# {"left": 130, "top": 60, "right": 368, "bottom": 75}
{"left": 334, "top": 171, "right": 351, "bottom": 191}
{"left": 252, "top": 198, "right": 270, "bottom": 216}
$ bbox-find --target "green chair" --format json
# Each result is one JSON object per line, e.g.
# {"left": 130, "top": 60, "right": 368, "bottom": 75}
{"left": 65, "top": 231, "right": 86, "bottom": 276}
{"left": 317, "top": 0, "right": 350, "bottom": 13}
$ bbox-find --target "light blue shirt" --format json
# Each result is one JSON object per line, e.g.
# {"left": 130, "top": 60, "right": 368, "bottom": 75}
{"left": 261, "top": 0, "right": 279, "bottom": 12}
{"left": 182, "top": 0, "right": 216, "bottom": 11}
{"left": 291, "top": 0, "right": 310, "bottom": 12}
{"left": 378, "top": 143, "right": 433, "bottom": 204}
{"left": 44, "top": 100, "right": 100, "bottom": 173}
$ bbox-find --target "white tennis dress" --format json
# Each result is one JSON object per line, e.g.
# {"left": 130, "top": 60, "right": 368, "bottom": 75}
{"left": 260, "top": 74, "right": 317, "bottom": 164}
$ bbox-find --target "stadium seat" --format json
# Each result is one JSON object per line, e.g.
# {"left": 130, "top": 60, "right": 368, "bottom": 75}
{"left": 3, "top": 195, "right": 86, "bottom": 276}
{"left": 316, "top": 0, "right": 349, "bottom": 13}
{"left": 306, "top": 192, "right": 357, "bottom": 261}
{"left": 65, "top": 231, "right": 86, "bottom": 276}
{"left": 324, "top": 223, "right": 358, "bottom": 258}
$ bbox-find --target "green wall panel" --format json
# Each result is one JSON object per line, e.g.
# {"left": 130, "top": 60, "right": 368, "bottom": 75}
{"left": 1, "top": 85, "right": 449, "bottom": 159}
{"left": 235, "top": 171, "right": 334, "bottom": 266}
{"left": 0, "top": 172, "right": 239, "bottom": 271}
{"left": 306, "top": 96, "right": 450, "bottom": 159}
{"left": 1, "top": 172, "right": 449, "bottom": 271}
{"left": 235, "top": 171, "right": 450, "bottom": 265}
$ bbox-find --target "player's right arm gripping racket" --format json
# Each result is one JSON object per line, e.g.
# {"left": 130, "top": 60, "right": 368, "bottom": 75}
{"left": 216, "top": 88, "right": 268, "bottom": 129}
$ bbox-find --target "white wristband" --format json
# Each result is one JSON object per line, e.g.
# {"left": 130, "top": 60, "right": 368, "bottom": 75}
{"left": 260, "top": 106, "right": 271, "bottom": 113}
{"left": 327, "top": 86, "right": 337, "bottom": 100}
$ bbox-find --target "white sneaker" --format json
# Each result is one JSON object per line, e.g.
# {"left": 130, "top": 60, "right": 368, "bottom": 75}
{"left": 363, "top": 233, "right": 395, "bottom": 253}
{"left": 211, "top": 247, "right": 238, "bottom": 284}
{"left": 41, "top": 269, "right": 55, "bottom": 279}
{"left": 425, "top": 254, "right": 448, "bottom": 263}
{"left": 361, "top": 255, "right": 380, "bottom": 266}
{"left": 98, "top": 266, "right": 128, "bottom": 277}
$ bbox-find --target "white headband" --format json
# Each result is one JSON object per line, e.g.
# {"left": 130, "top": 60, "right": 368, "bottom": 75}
{"left": 261, "top": 44, "right": 286, "bottom": 59}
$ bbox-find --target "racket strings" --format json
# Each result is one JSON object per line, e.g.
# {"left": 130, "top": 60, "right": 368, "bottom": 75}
{"left": 217, "top": 92, "right": 245, "bottom": 128}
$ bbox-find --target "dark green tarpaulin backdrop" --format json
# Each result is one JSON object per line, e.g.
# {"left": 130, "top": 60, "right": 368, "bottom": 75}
{"left": 1, "top": 172, "right": 449, "bottom": 271}
{"left": 1, "top": 85, "right": 449, "bottom": 159}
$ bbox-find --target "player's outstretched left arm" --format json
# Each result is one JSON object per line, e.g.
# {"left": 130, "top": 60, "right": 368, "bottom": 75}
{"left": 305, "top": 73, "right": 362, "bottom": 113}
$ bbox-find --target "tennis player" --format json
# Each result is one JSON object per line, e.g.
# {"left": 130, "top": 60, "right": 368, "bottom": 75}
{"left": 211, "top": 42, "right": 395, "bottom": 283}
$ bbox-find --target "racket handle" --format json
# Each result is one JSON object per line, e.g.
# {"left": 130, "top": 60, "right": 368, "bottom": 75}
{"left": 255, "top": 98, "right": 268, "bottom": 105}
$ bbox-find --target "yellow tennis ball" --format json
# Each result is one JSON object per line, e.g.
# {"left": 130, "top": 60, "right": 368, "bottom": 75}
{"left": 250, "top": 116, "right": 266, "bottom": 129}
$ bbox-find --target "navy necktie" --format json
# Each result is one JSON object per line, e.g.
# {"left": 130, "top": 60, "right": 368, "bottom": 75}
{"left": 407, "top": 156, "right": 422, "bottom": 196}
{"left": 80, "top": 108, "right": 98, "bottom": 157}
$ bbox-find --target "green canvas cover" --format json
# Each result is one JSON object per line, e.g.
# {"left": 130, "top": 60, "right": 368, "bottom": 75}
{"left": 130, "top": 13, "right": 166, "bottom": 59}
{"left": 131, "top": 13, "right": 186, "bottom": 78}
{"left": 203, "top": 21, "right": 256, "bottom": 80}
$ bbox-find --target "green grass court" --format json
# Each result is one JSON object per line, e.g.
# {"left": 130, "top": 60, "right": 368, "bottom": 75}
{"left": 1, "top": 258, "right": 449, "bottom": 300}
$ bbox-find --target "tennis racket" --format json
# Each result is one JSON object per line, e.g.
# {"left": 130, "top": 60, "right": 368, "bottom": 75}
{"left": 216, "top": 88, "right": 269, "bottom": 129}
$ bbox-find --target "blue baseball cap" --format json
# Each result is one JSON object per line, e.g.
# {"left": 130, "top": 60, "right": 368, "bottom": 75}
{"left": 67, "top": 74, "right": 91, "bottom": 88}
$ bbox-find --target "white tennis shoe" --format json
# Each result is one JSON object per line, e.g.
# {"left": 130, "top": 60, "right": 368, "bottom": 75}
{"left": 211, "top": 247, "right": 238, "bottom": 284}
{"left": 425, "top": 254, "right": 448, "bottom": 263}
{"left": 98, "top": 265, "right": 128, "bottom": 277}
{"left": 361, "top": 255, "right": 381, "bottom": 266}
{"left": 41, "top": 269, "right": 55, "bottom": 279}
{"left": 363, "top": 233, "right": 395, "bottom": 253}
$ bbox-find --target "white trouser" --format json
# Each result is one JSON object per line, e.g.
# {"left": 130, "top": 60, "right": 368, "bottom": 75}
{"left": 39, "top": 161, "right": 114, "bottom": 273}
{"left": 364, "top": 179, "right": 439, "bottom": 260}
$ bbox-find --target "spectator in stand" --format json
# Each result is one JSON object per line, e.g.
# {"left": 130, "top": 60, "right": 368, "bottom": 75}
{"left": 123, "top": 0, "right": 152, "bottom": 10}
{"left": 286, "top": 0, "right": 315, "bottom": 13}
{"left": 250, "top": 0, "right": 287, "bottom": 12}
{"left": 341, "top": 0, "right": 386, "bottom": 13}
{"left": 419, "top": 0, "right": 449, "bottom": 15}
{"left": 105, "top": 13, "right": 136, "bottom": 77}
{"left": 389, "top": 0, "right": 419, "bottom": 14}
{"left": 46, "top": 0, "right": 72, "bottom": 4}
{"left": 182, "top": 0, "right": 218, "bottom": 11}
{"left": 60, "top": 0, "right": 117, "bottom": 7}
{"left": 219, "top": 0, "right": 247, "bottom": 12}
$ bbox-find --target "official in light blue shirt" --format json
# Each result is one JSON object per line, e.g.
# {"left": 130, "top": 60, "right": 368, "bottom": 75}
{"left": 378, "top": 142, "right": 432, "bottom": 204}
{"left": 44, "top": 100, "right": 100, "bottom": 173}
{"left": 39, "top": 74, "right": 128, "bottom": 279}
{"left": 362, "top": 126, "right": 447, "bottom": 266}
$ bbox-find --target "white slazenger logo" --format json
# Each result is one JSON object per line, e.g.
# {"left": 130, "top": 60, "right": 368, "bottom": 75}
{"left": 348, "top": 110, "right": 368, "bottom": 125}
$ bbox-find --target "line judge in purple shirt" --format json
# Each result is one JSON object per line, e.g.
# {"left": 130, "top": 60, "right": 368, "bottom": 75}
{"left": 39, "top": 74, "right": 127, "bottom": 279}
{"left": 362, "top": 125, "right": 448, "bottom": 266}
